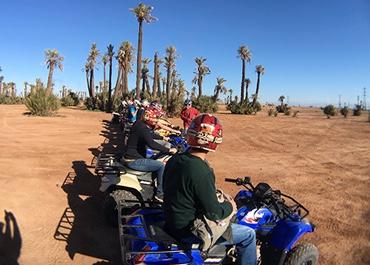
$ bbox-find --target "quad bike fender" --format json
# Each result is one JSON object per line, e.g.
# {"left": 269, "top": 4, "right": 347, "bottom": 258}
{"left": 116, "top": 173, "right": 143, "bottom": 192}
{"left": 267, "top": 219, "right": 314, "bottom": 251}
{"left": 100, "top": 173, "right": 143, "bottom": 193}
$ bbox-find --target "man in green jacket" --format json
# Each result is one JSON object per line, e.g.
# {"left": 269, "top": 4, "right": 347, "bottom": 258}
{"left": 163, "top": 113, "right": 256, "bottom": 265}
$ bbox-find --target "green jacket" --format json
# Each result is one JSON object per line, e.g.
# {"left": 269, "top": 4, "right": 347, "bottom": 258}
{"left": 163, "top": 152, "right": 233, "bottom": 236}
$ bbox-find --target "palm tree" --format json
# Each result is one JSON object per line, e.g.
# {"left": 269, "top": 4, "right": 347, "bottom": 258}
{"left": 102, "top": 54, "right": 109, "bottom": 92}
{"left": 279, "top": 95, "right": 285, "bottom": 108}
{"left": 85, "top": 62, "right": 91, "bottom": 95}
{"left": 45, "top": 49, "right": 64, "bottom": 95}
{"left": 122, "top": 41, "right": 134, "bottom": 95}
{"left": 130, "top": 3, "right": 157, "bottom": 99}
{"left": 164, "top": 46, "right": 177, "bottom": 110}
{"left": 252, "top": 65, "right": 265, "bottom": 107}
{"left": 141, "top": 58, "right": 151, "bottom": 95}
{"left": 0, "top": 67, "right": 3, "bottom": 94}
{"left": 213, "top": 77, "right": 227, "bottom": 102}
{"left": 152, "top": 52, "right": 163, "bottom": 97}
{"left": 193, "top": 57, "right": 210, "bottom": 98}
{"left": 24, "top": 82, "right": 28, "bottom": 97}
{"left": 237, "top": 46, "right": 252, "bottom": 103}
{"left": 107, "top": 44, "right": 114, "bottom": 112}
{"left": 228, "top": 89, "right": 233, "bottom": 103}
{"left": 115, "top": 41, "right": 134, "bottom": 100}
{"left": 87, "top": 43, "right": 100, "bottom": 98}
{"left": 245, "top": 78, "right": 251, "bottom": 103}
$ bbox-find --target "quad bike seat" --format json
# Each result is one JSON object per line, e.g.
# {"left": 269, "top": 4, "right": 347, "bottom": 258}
{"left": 147, "top": 221, "right": 227, "bottom": 259}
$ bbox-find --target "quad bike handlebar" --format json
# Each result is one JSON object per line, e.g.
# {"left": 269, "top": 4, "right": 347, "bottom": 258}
{"left": 225, "top": 177, "right": 310, "bottom": 220}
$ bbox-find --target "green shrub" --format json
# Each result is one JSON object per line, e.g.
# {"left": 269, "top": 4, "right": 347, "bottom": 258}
{"left": 353, "top": 105, "right": 362, "bottom": 116}
{"left": 340, "top": 106, "right": 349, "bottom": 118}
{"left": 25, "top": 87, "right": 60, "bottom": 116}
{"left": 0, "top": 95, "right": 24, "bottom": 104}
{"left": 192, "top": 95, "right": 218, "bottom": 113}
{"left": 323, "top": 104, "right": 336, "bottom": 118}
{"left": 227, "top": 101, "right": 261, "bottom": 115}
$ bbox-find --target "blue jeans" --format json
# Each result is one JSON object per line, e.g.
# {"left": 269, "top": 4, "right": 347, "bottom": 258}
{"left": 221, "top": 223, "right": 257, "bottom": 265}
{"left": 127, "top": 159, "right": 165, "bottom": 195}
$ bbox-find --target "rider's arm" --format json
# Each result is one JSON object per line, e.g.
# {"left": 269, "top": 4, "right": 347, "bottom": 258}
{"left": 142, "top": 126, "right": 170, "bottom": 153}
{"left": 157, "top": 121, "right": 181, "bottom": 134}
{"left": 194, "top": 171, "right": 233, "bottom": 221}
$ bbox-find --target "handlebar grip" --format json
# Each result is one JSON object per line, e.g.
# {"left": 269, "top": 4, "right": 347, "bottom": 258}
{"left": 225, "top": 178, "right": 238, "bottom": 183}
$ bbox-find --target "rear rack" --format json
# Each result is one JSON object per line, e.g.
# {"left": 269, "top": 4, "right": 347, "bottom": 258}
{"left": 117, "top": 203, "right": 190, "bottom": 265}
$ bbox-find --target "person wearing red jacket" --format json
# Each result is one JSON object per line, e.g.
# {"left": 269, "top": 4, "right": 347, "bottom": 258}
{"left": 180, "top": 99, "right": 200, "bottom": 130}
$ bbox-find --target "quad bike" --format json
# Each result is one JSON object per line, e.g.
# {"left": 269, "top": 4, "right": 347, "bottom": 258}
{"left": 96, "top": 135, "right": 188, "bottom": 225}
{"left": 118, "top": 176, "right": 319, "bottom": 265}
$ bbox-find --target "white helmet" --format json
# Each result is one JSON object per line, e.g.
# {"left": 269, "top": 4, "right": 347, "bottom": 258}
{"left": 141, "top": 99, "right": 149, "bottom": 108}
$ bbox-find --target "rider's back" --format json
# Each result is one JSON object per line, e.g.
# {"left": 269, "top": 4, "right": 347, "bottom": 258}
{"left": 125, "top": 120, "right": 168, "bottom": 159}
{"left": 163, "top": 152, "right": 232, "bottom": 238}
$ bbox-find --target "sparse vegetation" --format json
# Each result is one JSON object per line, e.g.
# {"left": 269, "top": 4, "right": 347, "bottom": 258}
{"left": 284, "top": 109, "right": 291, "bottom": 116}
{"left": 25, "top": 81, "right": 60, "bottom": 116}
{"left": 268, "top": 108, "right": 277, "bottom": 117}
{"left": 293, "top": 110, "right": 299, "bottom": 117}
{"left": 323, "top": 104, "right": 337, "bottom": 118}
{"left": 353, "top": 105, "right": 362, "bottom": 116}
{"left": 61, "top": 91, "right": 79, "bottom": 107}
{"left": 340, "top": 106, "right": 349, "bottom": 118}
{"left": 192, "top": 95, "right": 218, "bottom": 113}
{"left": 276, "top": 95, "right": 291, "bottom": 113}
{"left": 227, "top": 101, "right": 259, "bottom": 115}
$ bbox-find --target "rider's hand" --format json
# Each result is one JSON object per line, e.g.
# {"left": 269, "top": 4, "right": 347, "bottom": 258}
{"left": 226, "top": 196, "right": 237, "bottom": 213}
{"left": 169, "top": 148, "right": 177, "bottom": 154}
{"left": 163, "top": 136, "right": 170, "bottom": 142}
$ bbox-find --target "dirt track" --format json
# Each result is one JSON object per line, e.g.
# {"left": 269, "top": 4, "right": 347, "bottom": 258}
{"left": 0, "top": 105, "right": 369, "bottom": 265}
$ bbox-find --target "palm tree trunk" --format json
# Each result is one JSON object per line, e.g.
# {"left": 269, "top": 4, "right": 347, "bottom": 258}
{"left": 213, "top": 88, "right": 220, "bottom": 102}
{"left": 166, "top": 67, "right": 171, "bottom": 110}
{"left": 245, "top": 82, "right": 249, "bottom": 103}
{"left": 197, "top": 72, "right": 202, "bottom": 99}
{"left": 145, "top": 78, "right": 151, "bottom": 96}
{"left": 103, "top": 64, "right": 107, "bottom": 92}
{"left": 90, "top": 69, "right": 95, "bottom": 98}
{"left": 108, "top": 59, "right": 113, "bottom": 112}
{"left": 153, "top": 53, "right": 158, "bottom": 96}
{"left": 114, "top": 67, "right": 122, "bottom": 100}
{"left": 86, "top": 69, "right": 91, "bottom": 96}
{"left": 46, "top": 63, "right": 55, "bottom": 95}
{"left": 123, "top": 64, "right": 128, "bottom": 95}
{"left": 135, "top": 20, "right": 143, "bottom": 99}
{"left": 253, "top": 72, "right": 261, "bottom": 107}
{"left": 240, "top": 60, "right": 245, "bottom": 103}
{"left": 142, "top": 74, "right": 146, "bottom": 94}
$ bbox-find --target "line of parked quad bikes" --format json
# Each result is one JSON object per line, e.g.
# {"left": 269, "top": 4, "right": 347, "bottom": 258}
{"left": 86, "top": 99, "right": 319, "bottom": 265}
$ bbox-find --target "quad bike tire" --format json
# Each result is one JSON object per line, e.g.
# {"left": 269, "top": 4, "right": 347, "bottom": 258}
{"left": 284, "top": 243, "right": 319, "bottom": 265}
{"left": 103, "top": 188, "right": 143, "bottom": 227}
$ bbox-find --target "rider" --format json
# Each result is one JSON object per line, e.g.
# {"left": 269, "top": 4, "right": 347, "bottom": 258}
{"left": 146, "top": 102, "right": 181, "bottom": 135}
{"left": 163, "top": 114, "right": 256, "bottom": 265}
{"left": 180, "top": 99, "right": 200, "bottom": 131}
{"left": 127, "top": 99, "right": 138, "bottom": 124}
{"left": 124, "top": 108, "right": 177, "bottom": 202}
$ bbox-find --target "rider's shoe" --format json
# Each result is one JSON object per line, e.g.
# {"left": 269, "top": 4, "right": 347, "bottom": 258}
{"left": 154, "top": 194, "right": 164, "bottom": 203}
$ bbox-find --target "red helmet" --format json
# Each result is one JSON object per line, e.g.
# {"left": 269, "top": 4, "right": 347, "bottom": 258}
{"left": 187, "top": 114, "right": 223, "bottom": 152}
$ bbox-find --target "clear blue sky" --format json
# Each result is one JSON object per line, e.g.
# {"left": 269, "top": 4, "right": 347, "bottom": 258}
{"left": 1, "top": 0, "right": 369, "bottom": 106}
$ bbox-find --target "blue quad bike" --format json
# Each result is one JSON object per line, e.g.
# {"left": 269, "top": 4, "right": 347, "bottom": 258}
{"left": 118, "top": 177, "right": 319, "bottom": 265}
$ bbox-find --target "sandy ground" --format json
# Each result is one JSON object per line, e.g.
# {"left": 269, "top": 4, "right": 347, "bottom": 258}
{"left": 0, "top": 104, "right": 369, "bottom": 265}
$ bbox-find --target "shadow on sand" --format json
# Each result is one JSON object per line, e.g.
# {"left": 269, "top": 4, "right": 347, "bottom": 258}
{"left": 54, "top": 160, "right": 121, "bottom": 265}
{"left": 0, "top": 210, "right": 22, "bottom": 265}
